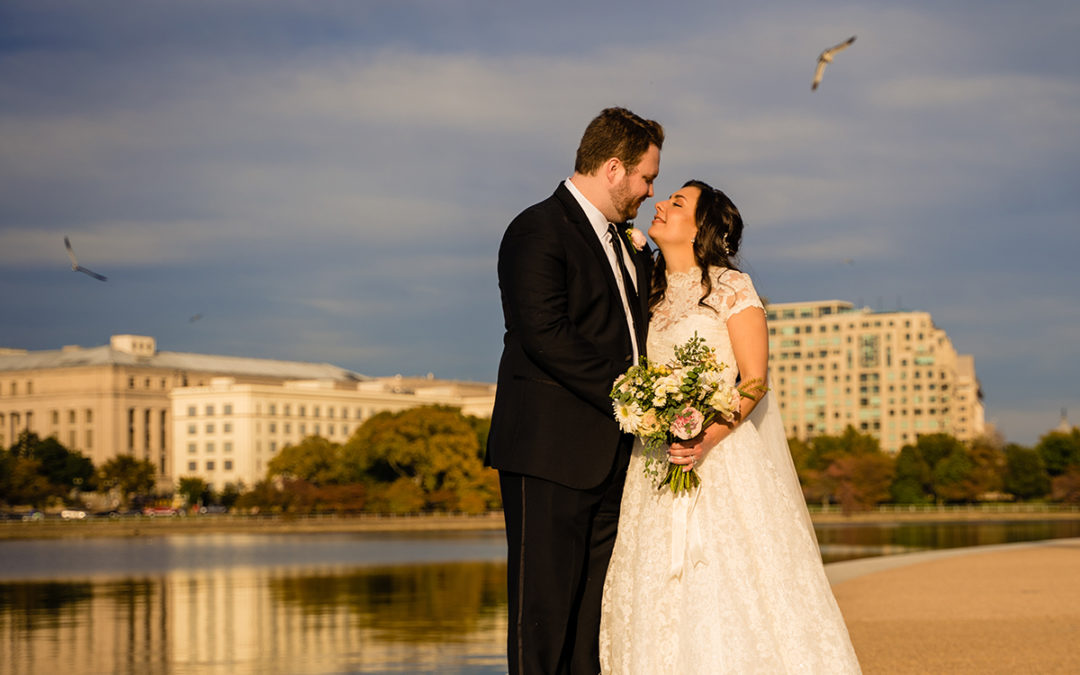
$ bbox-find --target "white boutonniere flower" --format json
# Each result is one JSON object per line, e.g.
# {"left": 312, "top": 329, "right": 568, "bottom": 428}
{"left": 625, "top": 227, "right": 647, "bottom": 252}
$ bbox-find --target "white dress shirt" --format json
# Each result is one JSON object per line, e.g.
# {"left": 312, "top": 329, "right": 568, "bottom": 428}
{"left": 564, "top": 178, "right": 640, "bottom": 362}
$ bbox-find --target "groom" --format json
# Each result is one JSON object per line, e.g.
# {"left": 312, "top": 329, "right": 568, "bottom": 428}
{"left": 487, "top": 107, "right": 662, "bottom": 674}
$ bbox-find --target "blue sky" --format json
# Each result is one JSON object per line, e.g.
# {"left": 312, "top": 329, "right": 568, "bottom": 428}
{"left": 1, "top": 1, "right": 1077, "bottom": 444}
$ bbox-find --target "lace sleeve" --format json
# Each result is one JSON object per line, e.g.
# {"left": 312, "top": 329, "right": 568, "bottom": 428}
{"left": 710, "top": 268, "right": 764, "bottom": 319}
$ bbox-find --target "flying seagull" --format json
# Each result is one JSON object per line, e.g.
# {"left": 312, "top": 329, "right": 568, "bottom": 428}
{"left": 64, "top": 236, "right": 108, "bottom": 281}
{"left": 189, "top": 313, "right": 204, "bottom": 323}
{"left": 812, "top": 35, "right": 856, "bottom": 91}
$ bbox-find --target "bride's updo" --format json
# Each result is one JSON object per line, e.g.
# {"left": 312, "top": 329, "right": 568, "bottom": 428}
{"left": 649, "top": 179, "right": 744, "bottom": 313}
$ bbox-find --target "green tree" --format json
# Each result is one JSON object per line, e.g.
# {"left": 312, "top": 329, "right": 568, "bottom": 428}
{"left": 967, "top": 435, "right": 1005, "bottom": 498}
{"left": 1035, "top": 429, "right": 1080, "bottom": 477}
{"left": 268, "top": 436, "right": 353, "bottom": 485}
{"left": 890, "top": 445, "right": 933, "bottom": 503}
{"left": 219, "top": 482, "right": 243, "bottom": 508}
{"left": 794, "top": 427, "right": 884, "bottom": 505}
{"left": 913, "top": 433, "right": 965, "bottom": 471}
{"left": 97, "top": 455, "right": 157, "bottom": 506}
{"left": 344, "top": 406, "right": 500, "bottom": 513}
{"left": 177, "top": 476, "right": 211, "bottom": 507}
{"left": 932, "top": 448, "right": 977, "bottom": 502}
{"left": 1003, "top": 444, "right": 1050, "bottom": 500}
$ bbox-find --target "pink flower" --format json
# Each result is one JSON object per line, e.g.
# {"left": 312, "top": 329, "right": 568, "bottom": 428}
{"left": 670, "top": 405, "right": 705, "bottom": 440}
{"left": 625, "top": 227, "right": 647, "bottom": 252}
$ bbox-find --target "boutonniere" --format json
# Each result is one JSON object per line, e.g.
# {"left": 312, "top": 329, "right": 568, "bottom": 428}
{"left": 624, "top": 227, "right": 647, "bottom": 252}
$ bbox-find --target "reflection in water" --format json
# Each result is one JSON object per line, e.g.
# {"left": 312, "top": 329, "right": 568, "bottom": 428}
{"left": 0, "top": 562, "right": 507, "bottom": 675}
{"left": 1, "top": 521, "right": 1078, "bottom": 674}
{"left": 815, "top": 519, "right": 1080, "bottom": 563}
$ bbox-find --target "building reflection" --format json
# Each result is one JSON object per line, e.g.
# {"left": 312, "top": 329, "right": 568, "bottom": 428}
{"left": 0, "top": 562, "right": 508, "bottom": 674}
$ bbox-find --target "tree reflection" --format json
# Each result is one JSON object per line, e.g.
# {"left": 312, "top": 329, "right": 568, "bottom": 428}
{"left": 269, "top": 561, "right": 507, "bottom": 642}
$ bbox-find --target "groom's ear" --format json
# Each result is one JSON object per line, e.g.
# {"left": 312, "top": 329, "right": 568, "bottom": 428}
{"left": 603, "top": 157, "right": 625, "bottom": 185}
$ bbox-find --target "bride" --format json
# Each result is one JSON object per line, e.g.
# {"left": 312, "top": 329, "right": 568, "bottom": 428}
{"left": 598, "top": 180, "right": 861, "bottom": 673}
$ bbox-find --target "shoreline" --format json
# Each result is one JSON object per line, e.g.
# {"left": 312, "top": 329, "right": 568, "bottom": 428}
{"left": 2, "top": 508, "right": 1079, "bottom": 540}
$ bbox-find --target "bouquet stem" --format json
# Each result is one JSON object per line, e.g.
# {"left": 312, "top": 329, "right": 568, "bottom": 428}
{"left": 658, "top": 462, "right": 701, "bottom": 495}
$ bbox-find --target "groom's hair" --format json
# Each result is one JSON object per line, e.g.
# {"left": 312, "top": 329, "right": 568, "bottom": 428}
{"left": 574, "top": 107, "right": 664, "bottom": 176}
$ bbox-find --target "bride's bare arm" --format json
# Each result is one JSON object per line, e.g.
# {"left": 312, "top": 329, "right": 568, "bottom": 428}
{"left": 669, "top": 305, "right": 769, "bottom": 465}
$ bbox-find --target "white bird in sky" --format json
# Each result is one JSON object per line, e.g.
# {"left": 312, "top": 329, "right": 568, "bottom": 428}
{"left": 812, "top": 35, "right": 856, "bottom": 91}
{"left": 64, "top": 236, "right": 108, "bottom": 281}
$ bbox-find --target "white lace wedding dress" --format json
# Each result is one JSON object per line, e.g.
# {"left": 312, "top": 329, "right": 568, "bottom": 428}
{"left": 599, "top": 267, "right": 861, "bottom": 674}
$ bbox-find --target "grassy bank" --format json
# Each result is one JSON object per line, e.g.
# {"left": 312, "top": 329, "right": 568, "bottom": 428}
{"left": 2, "top": 505, "right": 1079, "bottom": 540}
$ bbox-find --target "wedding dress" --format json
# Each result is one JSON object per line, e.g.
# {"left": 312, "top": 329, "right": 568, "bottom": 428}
{"left": 599, "top": 267, "right": 861, "bottom": 674}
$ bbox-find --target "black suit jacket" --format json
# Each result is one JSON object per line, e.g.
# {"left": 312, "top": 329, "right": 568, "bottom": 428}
{"left": 486, "top": 182, "right": 652, "bottom": 489}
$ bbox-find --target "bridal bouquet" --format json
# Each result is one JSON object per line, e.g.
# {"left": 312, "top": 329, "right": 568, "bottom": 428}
{"left": 610, "top": 334, "right": 741, "bottom": 495}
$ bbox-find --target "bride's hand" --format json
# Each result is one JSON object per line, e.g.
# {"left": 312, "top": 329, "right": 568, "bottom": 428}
{"left": 669, "top": 421, "right": 732, "bottom": 471}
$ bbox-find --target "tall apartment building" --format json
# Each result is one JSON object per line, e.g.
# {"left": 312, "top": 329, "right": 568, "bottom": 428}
{"left": 171, "top": 376, "right": 496, "bottom": 488}
{"left": 765, "top": 300, "right": 984, "bottom": 454}
{"left": 0, "top": 335, "right": 494, "bottom": 488}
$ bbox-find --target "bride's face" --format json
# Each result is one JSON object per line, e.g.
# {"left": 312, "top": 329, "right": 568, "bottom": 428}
{"left": 648, "top": 186, "right": 700, "bottom": 248}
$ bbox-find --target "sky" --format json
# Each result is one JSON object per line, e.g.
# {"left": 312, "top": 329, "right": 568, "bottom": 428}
{"left": 1, "top": 0, "right": 1077, "bottom": 445}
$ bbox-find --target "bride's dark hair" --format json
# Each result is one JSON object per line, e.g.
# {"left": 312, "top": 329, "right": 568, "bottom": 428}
{"left": 648, "top": 179, "right": 744, "bottom": 313}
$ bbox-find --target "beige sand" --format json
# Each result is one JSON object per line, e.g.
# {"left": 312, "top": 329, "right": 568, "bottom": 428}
{"left": 832, "top": 539, "right": 1080, "bottom": 674}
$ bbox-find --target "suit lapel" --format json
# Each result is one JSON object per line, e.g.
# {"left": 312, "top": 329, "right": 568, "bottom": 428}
{"left": 554, "top": 184, "right": 623, "bottom": 302}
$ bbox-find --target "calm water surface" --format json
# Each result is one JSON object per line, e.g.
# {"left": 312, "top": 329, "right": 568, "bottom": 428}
{"left": 2, "top": 521, "right": 1079, "bottom": 674}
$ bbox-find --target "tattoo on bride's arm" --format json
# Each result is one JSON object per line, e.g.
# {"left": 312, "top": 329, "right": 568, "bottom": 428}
{"left": 737, "top": 377, "right": 769, "bottom": 401}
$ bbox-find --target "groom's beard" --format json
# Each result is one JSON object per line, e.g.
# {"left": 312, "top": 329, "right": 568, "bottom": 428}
{"left": 611, "top": 180, "right": 643, "bottom": 222}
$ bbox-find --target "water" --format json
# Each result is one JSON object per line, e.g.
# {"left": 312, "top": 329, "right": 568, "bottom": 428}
{"left": 1, "top": 521, "right": 1078, "bottom": 674}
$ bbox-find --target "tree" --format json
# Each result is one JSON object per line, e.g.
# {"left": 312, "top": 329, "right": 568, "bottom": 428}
{"left": 5, "top": 431, "right": 95, "bottom": 496}
{"left": 1003, "top": 444, "right": 1050, "bottom": 500}
{"left": 932, "top": 448, "right": 977, "bottom": 502}
{"left": 1035, "top": 430, "right": 1080, "bottom": 477}
{"left": 97, "top": 455, "right": 157, "bottom": 506}
{"left": 1051, "top": 467, "right": 1080, "bottom": 504}
{"left": 267, "top": 436, "right": 352, "bottom": 485}
{"left": 967, "top": 435, "right": 1005, "bottom": 498}
{"left": 177, "top": 476, "right": 211, "bottom": 507}
{"left": 826, "top": 453, "right": 895, "bottom": 514}
{"left": 890, "top": 445, "right": 933, "bottom": 504}
{"left": 344, "top": 406, "right": 500, "bottom": 513}
{"left": 0, "top": 454, "right": 52, "bottom": 507}
{"left": 792, "top": 427, "right": 885, "bottom": 506}
{"left": 913, "top": 433, "right": 965, "bottom": 471}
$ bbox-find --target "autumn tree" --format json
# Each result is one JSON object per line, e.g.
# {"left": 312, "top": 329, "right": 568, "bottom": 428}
{"left": 97, "top": 455, "right": 157, "bottom": 507}
{"left": 268, "top": 436, "right": 358, "bottom": 485}
{"left": 344, "top": 406, "right": 500, "bottom": 514}
{"left": 826, "top": 453, "right": 895, "bottom": 514}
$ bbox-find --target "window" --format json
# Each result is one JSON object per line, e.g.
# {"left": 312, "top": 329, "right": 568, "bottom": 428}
{"left": 206, "top": 442, "right": 215, "bottom": 453}
{"left": 188, "top": 443, "right": 196, "bottom": 454}
{"left": 86, "top": 430, "right": 93, "bottom": 448}
{"left": 206, "top": 461, "right": 215, "bottom": 471}
{"left": 314, "top": 406, "right": 321, "bottom": 418}
{"left": 188, "top": 406, "right": 197, "bottom": 417}
{"left": 328, "top": 424, "right": 335, "bottom": 435}
{"left": 223, "top": 404, "right": 233, "bottom": 415}
{"left": 269, "top": 404, "right": 277, "bottom": 415}
{"left": 206, "top": 405, "right": 215, "bottom": 416}
{"left": 85, "top": 409, "right": 93, "bottom": 423}
{"left": 224, "top": 460, "right": 233, "bottom": 471}
{"left": 284, "top": 422, "right": 291, "bottom": 433}
{"left": 269, "top": 422, "right": 277, "bottom": 433}
{"left": 69, "top": 410, "right": 76, "bottom": 424}
{"left": 188, "top": 462, "right": 197, "bottom": 471}
{"left": 299, "top": 406, "right": 306, "bottom": 417}
{"left": 223, "top": 423, "right": 232, "bottom": 433}
{"left": 128, "top": 377, "right": 135, "bottom": 389}
{"left": 270, "top": 441, "right": 277, "bottom": 453}
{"left": 188, "top": 424, "right": 197, "bottom": 435}
{"left": 206, "top": 423, "right": 215, "bottom": 433}
{"left": 224, "top": 442, "right": 233, "bottom": 453}
{"left": 51, "top": 410, "right": 59, "bottom": 425}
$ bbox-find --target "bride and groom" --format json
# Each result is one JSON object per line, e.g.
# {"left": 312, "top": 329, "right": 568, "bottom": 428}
{"left": 486, "top": 107, "right": 861, "bottom": 674}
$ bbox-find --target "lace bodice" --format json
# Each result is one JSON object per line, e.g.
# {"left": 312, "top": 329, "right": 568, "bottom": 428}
{"left": 647, "top": 266, "right": 764, "bottom": 380}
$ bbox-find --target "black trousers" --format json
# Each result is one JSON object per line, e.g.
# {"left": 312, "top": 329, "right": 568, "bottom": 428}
{"left": 499, "top": 439, "right": 631, "bottom": 675}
